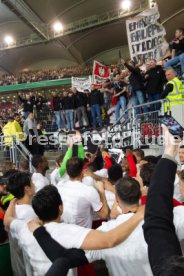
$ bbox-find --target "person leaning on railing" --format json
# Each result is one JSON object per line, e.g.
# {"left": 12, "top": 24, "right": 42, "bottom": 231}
{"left": 161, "top": 68, "right": 184, "bottom": 112}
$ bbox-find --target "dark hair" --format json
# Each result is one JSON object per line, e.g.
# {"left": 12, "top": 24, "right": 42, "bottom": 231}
{"left": 115, "top": 177, "right": 141, "bottom": 205}
{"left": 66, "top": 157, "right": 84, "bottom": 178}
{"left": 140, "top": 163, "right": 155, "bottom": 187}
{"left": 14, "top": 113, "right": 20, "bottom": 118}
{"left": 176, "top": 28, "right": 184, "bottom": 34}
{"left": 108, "top": 164, "right": 123, "bottom": 185}
{"left": 19, "top": 159, "right": 29, "bottom": 171}
{"left": 7, "top": 172, "right": 32, "bottom": 199}
{"left": 32, "top": 155, "right": 44, "bottom": 169}
{"left": 32, "top": 185, "right": 62, "bottom": 222}
{"left": 180, "top": 145, "right": 184, "bottom": 149}
{"left": 3, "top": 169, "right": 18, "bottom": 178}
{"left": 132, "top": 148, "right": 145, "bottom": 159}
{"left": 141, "top": 155, "right": 158, "bottom": 164}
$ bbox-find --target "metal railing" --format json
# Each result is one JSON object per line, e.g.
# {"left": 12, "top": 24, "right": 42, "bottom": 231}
{"left": 0, "top": 135, "right": 33, "bottom": 172}
{"left": 0, "top": 0, "right": 148, "bottom": 51}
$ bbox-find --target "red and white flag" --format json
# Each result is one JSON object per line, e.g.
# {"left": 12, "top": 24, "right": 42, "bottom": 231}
{"left": 92, "top": 60, "right": 110, "bottom": 87}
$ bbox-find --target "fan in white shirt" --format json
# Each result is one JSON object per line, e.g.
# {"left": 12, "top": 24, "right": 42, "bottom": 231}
{"left": 174, "top": 146, "right": 184, "bottom": 201}
{"left": 86, "top": 176, "right": 151, "bottom": 276}
{"left": 31, "top": 155, "right": 50, "bottom": 192}
{"left": 86, "top": 177, "right": 184, "bottom": 276}
{"left": 4, "top": 185, "right": 144, "bottom": 276}
{"left": 57, "top": 157, "right": 109, "bottom": 228}
{"left": 7, "top": 172, "right": 37, "bottom": 276}
{"left": 50, "top": 154, "right": 69, "bottom": 186}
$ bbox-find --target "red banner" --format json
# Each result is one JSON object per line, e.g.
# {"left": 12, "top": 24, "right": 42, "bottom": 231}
{"left": 92, "top": 60, "right": 110, "bottom": 85}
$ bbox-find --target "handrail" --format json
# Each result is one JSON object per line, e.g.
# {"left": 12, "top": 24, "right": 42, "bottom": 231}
{"left": 0, "top": 135, "right": 33, "bottom": 172}
{"left": 110, "top": 98, "right": 171, "bottom": 131}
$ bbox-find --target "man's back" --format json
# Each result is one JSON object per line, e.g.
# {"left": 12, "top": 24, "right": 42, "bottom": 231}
{"left": 86, "top": 213, "right": 152, "bottom": 276}
{"left": 57, "top": 180, "right": 102, "bottom": 228}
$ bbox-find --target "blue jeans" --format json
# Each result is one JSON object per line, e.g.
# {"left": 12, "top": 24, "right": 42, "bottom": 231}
{"left": 65, "top": 110, "right": 74, "bottom": 130}
{"left": 164, "top": 53, "right": 184, "bottom": 74}
{"left": 54, "top": 111, "right": 65, "bottom": 129}
{"left": 115, "top": 96, "right": 128, "bottom": 121}
{"left": 91, "top": 104, "right": 102, "bottom": 128}
{"left": 148, "top": 93, "right": 161, "bottom": 111}
{"left": 131, "top": 90, "right": 148, "bottom": 114}
{"left": 24, "top": 111, "right": 30, "bottom": 119}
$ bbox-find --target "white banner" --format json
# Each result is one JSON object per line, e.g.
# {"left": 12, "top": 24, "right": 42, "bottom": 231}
{"left": 126, "top": 5, "right": 168, "bottom": 63}
{"left": 71, "top": 76, "right": 92, "bottom": 92}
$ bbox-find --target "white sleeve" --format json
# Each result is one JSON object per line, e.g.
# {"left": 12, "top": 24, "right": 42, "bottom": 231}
{"left": 85, "top": 249, "right": 102, "bottom": 263}
{"left": 87, "top": 187, "right": 103, "bottom": 213}
{"left": 82, "top": 176, "right": 95, "bottom": 187}
{"left": 95, "top": 169, "right": 108, "bottom": 178}
{"left": 174, "top": 206, "right": 184, "bottom": 242}
{"left": 47, "top": 223, "right": 91, "bottom": 249}
{"left": 50, "top": 170, "right": 57, "bottom": 186}
{"left": 10, "top": 219, "right": 24, "bottom": 240}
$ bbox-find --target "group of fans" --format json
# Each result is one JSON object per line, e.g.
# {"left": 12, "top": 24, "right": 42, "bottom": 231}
{"left": 0, "top": 128, "right": 184, "bottom": 275}
{"left": 0, "top": 26, "right": 184, "bottom": 276}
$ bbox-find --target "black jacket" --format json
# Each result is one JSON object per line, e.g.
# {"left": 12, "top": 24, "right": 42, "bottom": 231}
{"left": 62, "top": 96, "right": 75, "bottom": 110}
{"left": 89, "top": 89, "right": 103, "bottom": 106}
{"left": 145, "top": 66, "right": 167, "bottom": 95}
{"left": 18, "top": 95, "right": 34, "bottom": 112}
{"left": 125, "top": 62, "right": 144, "bottom": 92}
{"left": 172, "top": 37, "right": 184, "bottom": 56}
{"left": 73, "top": 92, "right": 87, "bottom": 108}
{"left": 51, "top": 96, "right": 61, "bottom": 111}
{"left": 143, "top": 157, "right": 183, "bottom": 275}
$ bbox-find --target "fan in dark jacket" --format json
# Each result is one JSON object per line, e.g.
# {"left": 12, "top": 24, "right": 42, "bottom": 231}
{"left": 124, "top": 60, "right": 148, "bottom": 114}
{"left": 72, "top": 87, "right": 89, "bottom": 128}
{"left": 145, "top": 59, "right": 167, "bottom": 111}
{"left": 88, "top": 85, "right": 103, "bottom": 129}
{"left": 62, "top": 91, "right": 75, "bottom": 130}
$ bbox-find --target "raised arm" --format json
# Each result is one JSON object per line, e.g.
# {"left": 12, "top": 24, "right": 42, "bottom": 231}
{"left": 143, "top": 125, "right": 183, "bottom": 275}
{"left": 59, "top": 138, "right": 73, "bottom": 177}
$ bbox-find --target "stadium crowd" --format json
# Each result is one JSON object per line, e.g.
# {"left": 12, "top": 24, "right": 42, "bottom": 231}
{"left": 0, "top": 27, "right": 184, "bottom": 276}
{"left": 0, "top": 65, "right": 92, "bottom": 86}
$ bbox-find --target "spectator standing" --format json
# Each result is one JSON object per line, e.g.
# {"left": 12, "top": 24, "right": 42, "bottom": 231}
{"left": 18, "top": 92, "right": 34, "bottom": 119}
{"left": 88, "top": 85, "right": 103, "bottom": 129}
{"left": 113, "top": 74, "right": 128, "bottom": 121}
{"left": 62, "top": 91, "right": 75, "bottom": 131}
{"left": 51, "top": 91, "right": 65, "bottom": 131}
{"left": 72, "top": 87, "right": 89, "bottom": 128}
{"left": 124, "top": 60, "right": 148, "bottom": 114}
{"left": 161, "top": 68, "right": 184, "bottom": 112}
{"left": 145, "top": 59, "right": 166, "bottom": 111}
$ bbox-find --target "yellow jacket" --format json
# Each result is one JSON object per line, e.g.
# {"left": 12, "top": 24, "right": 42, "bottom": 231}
{"left": 2, "top": 122, "right": 14, "bottom": 146}
{"left": 11, "top": 120, "right": 24, "bottom": 141}
{"left": 164, "top": 77, "right": 184, "bottom": 112}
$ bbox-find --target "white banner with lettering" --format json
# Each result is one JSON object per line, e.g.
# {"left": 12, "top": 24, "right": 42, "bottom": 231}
{"left": 126, "top": 5, "right": 168, "bottom": 63}
{"left": 71, "top": 76, "right": 92, "bottom": 92}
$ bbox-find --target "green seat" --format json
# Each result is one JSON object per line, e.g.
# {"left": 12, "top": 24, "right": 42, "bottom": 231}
{"left": 0, "top": 242, "right": 13, "bottom": 276}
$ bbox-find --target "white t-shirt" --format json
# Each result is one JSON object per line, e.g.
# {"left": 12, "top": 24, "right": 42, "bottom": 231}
{"left": 86, "top": 206, "right": 184, "bottom": 276}
{"left": 50, "top": 168, "right": 69, "bottom": 186}
{"left": 32, "top": 173, "right": 49, "bottom": 193}
{"left": 57, "top": 180, "right": 103, "bottom": 228}
{"left": 15, "top": 204, "right": 37, "bottom": 220}
{"left": 95, "top": 169, "right": 108, "bottom": 178}
{"left": 10, "top": 220, "right": 91, "bottom": 276}
{"left": 86, "top": 213, "right": 152, "bottom": 276}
